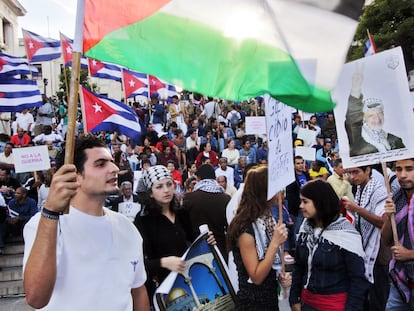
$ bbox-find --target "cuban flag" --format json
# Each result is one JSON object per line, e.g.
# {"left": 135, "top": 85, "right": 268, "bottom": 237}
{"left": 364, "top": 30, "right": 377, "bottom": 57}
{"left": 80, "top": 86, "right": 142, "bottom": 143}
{"left": 0, "top": 53, "right": 36, "bottom": 77}
{"left": 148, "top": 74, "right": 165, "bottom": 97}
{"left": 60, "top": 33, "right": 88, "bottom": 69}
{"left": 0, "top": 79, "right": 42, "bottom": 112}
{"left": 22, "top": 29, "right": 61, "bottom": 63}
{"left": 88, "top": 58, "right": 122, "bottom": 82}
{"left": 166, "top": 84, "right": 179, "bottom": 103}
{"left": 122, "top": 68, "right": 149, "bottom": 98}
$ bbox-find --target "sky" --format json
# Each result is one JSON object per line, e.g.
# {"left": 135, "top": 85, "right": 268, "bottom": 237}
{"left": 18, "top": 0, "right": 77, "bottom": 39}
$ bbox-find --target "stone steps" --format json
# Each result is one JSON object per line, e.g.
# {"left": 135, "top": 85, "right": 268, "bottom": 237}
{"left": 0, "top": 235, "right": 25, "bottom": 297}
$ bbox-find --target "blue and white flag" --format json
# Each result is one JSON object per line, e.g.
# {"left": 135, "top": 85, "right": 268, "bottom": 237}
{"left": 80, "top": 86, "right": 142, "bottom": 143}
{"left": 22, "top": 29, "right": 61, "bottom": 63}
{"left": 0, "top": 53, "right": 36, "bottom": 77}
{"left": 0, "top": 79, "right": 42, "bottom": 112}
{"left": 88, "top": 58, "right": 122, "bottom": 82}
{"left": 122, "top": 68, "right": 149, "bottom": 98}
{"left": 60, "top": 32, "right": 89, "bottom": 69}
{"left": 167, "top": 84, "right": 179, "bottom": 102}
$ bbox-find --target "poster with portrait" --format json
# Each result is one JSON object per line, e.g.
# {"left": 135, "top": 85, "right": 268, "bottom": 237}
{"left": 154, "top": 232, "right": 236, "bottom": 311}
{"left": 332, "top": 47, "right": 414, "bottom": 168}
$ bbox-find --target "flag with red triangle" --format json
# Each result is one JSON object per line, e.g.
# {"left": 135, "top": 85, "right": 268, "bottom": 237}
{"left": 60, "top": 33, "right": 88, "bottom": 69}
{"left": 88, "top": 58, "right": 122, "bottom": 82}
{"left": 148, "top": 74, "right": 166, "bottom": 97}
{"left": 22, "top": 29, "right": 61, "bottom": 63}
{"left": 80, "top": 86, "right": 141, "bottom": 142}
{"left": 122, "top": 68, "right": 149, "bottom": 98}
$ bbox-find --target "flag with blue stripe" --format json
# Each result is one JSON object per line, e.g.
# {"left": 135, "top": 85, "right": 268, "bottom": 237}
{"left": 0, "top": 79, "right": 42, "bottom": 112}
{"left": 80, "top": 86, "right": 141, "bottom": 143}
{"left": 88, "top": 58, "right": 122, "bottom": 82}
{"left": 60, "top": 33, "right": 89, "bottom": 69}
{"left": 0, "top": 53, "right": 36, "bottom": 77}
{"left": 122, "top": 68, "right": 149, "bottom": 98}
{"left": 22, "top": 29, "right": 61, "bottom": 63}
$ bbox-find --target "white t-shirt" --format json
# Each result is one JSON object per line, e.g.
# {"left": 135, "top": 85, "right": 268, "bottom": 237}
{"left": 23, "top": 206, "right": 146, "bottom": 311}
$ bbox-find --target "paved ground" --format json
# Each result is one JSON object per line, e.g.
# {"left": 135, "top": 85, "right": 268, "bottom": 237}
{"left": 0, "top": 296, "right": 34, "bottom": 311}
{"left": 0, "top": 295, "right": 291, "bottom": 310}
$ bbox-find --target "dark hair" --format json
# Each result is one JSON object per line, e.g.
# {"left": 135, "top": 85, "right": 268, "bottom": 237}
{"left": 294, "top": 155, "right": 304, "bottom": 162}
{"left": 333, "top": 158, "right": 342, "bottom": 167}
{"left": 227, "top": 165, "right": 269, "bottom": 251}
{"left": 300, "top": 180, "right": 340, "bottom": 228}
{"left": 55, "top": 134, "right": 106, "bottom": 173}
{"left": 196, "top": 164, "right": 216, "bottom": 180}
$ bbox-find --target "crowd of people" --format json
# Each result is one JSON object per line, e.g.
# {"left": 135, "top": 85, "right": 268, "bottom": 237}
{"left": 0, "top": 92, "right": 410, "bottom": 310}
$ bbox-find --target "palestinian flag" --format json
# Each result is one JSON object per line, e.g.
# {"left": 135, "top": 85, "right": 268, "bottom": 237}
{"left": 82, "top": 0, "right": 364, "bottom": 112}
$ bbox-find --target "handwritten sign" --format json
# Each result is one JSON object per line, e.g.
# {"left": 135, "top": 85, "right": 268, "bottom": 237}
{"left": 118, "top": 202, "right": 141, "bottom": 222}
{"left": 245, "top": 116, "right": 266, "bottom": 135}
{"left": 264, "top": 94, "right": 295, "bottom": 200}
{"left": 13, "top": 145, "right": 50, "bottom": 173}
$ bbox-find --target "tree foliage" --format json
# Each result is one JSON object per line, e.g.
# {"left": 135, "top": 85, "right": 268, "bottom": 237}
{"left": 57, "top": 67, "right": 96, "bottom": 99}
{"left": 347, "top": 0, "right": 414, "bottom": 72}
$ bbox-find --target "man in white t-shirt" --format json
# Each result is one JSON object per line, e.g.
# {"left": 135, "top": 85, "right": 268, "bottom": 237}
{"left": 23, "top": 134, "right": 150, "bottom": 311}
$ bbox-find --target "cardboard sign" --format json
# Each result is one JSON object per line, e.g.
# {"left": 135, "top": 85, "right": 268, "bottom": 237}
{"left": 154, "top": 233, "right": 236, "bottom": 310}
{"left": 264, "top": 94, "right": 295, "bottom": 200}
{"left": 245, "top": 116, "right": 266, "bottom": 135}
{"left": 118, "top": 202, "right": 141, "bottom": 222}
{"left": 332, "top": 47, "right": 414, "bottom": 168}
{"left": 13, "top": 145, "right": 50, "bottom": 173}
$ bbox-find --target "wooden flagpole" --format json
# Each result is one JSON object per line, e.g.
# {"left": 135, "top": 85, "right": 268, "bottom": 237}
{"left": 62, "top": 0, "right": 84, "bottom": 213}
{"left": 277, "top": 192, "right": 287, "bottom": 298}
{"left": 381, "top": 162, "right": 399, "bottom": 246}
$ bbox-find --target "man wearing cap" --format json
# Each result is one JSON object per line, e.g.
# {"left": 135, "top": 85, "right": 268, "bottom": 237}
{"left": 182, "top": 164, "right": 230, "bottom": 261}
{"left": 345, "top": 67, "right": 405, "bottom": 157}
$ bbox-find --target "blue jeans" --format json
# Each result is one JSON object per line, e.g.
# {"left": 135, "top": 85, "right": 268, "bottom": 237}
{"left": 386, "top": 282, "right": 414, "bottom": 311}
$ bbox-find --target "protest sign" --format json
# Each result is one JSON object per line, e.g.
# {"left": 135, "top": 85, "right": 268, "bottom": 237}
{"left": 333, "top": 47, "right": 414, "bottom": 168}
{"left": 154, "top": 232, "right": 235, "bottom": 311}
{"left": 245, "top": 116, "right": 266, "bottom": 135}
{"left": 264, "top": 94, "right": 295, "bottom": 200}
{"left": 13, "top": 145, "right": 50, "bottom": 173}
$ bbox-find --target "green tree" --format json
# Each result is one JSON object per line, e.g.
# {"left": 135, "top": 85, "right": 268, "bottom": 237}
{"left": 57, "top": 67, "right": 97, "bottom": 99}
{"left": 347, "top": 0, "right": 414, "bottom": 72}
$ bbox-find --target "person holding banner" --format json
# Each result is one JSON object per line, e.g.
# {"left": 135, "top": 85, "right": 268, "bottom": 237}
{"left": 345, "top": 64, "right": 405, "bottom": 157}
{"left": 289, "top": 180, "right": 369, "bottom": 311}
{"left": 382, "top": 158, "right": 414, "bottom": 310}
{"left": 23, "top": 134, "right": 150, "bottom": 310}
{"left": 227, "top": 165, "right": 291, "bottom": 310}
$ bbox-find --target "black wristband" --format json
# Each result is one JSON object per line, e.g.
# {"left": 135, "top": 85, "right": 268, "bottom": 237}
{"left": 41, "top": 207, "right": 63, "bottom": 220}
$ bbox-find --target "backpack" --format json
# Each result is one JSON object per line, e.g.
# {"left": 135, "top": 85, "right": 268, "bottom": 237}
{"left": 230, "top": 111, "right": 239, "bottom": 127}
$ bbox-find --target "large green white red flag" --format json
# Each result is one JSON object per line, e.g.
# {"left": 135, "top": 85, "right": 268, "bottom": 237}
{"left": 81, "top": 0, "right": 364, "bottom": 112}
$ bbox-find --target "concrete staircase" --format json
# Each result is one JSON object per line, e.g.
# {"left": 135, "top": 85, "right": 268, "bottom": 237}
{"left": 0, "top": 235, "right": 25, "bottom": 297}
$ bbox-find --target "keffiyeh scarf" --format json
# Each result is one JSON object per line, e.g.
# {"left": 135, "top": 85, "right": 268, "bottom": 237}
{"left": 299, "top": 217, "right": 365, "bottom": 288}
{"left": 193, "top": 179, "right": 224, "bottom": 193}
{"left": 362, "top": 123, "right": 391, "bottom": 152}
{"left": 250, "top": 214, "right": 282, "bottom": 283}
{"left": 355, "top": 177, "right": 387, "bottom": 283}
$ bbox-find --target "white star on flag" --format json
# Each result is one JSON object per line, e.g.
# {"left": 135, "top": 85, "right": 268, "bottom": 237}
{"left": 66, "top": 46, "right": 72, "bottom": 54}
{"left": 29, "top": 41, "right": 34, "bottom": 49}
{"left": 93, "top": 102, "right": 102, "bottom": 113}
{"left": 92, "top": 59, "right": 98, "bottom": 67}
{"left": 128, "top": 80, "right": 135, "bottom": 87}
